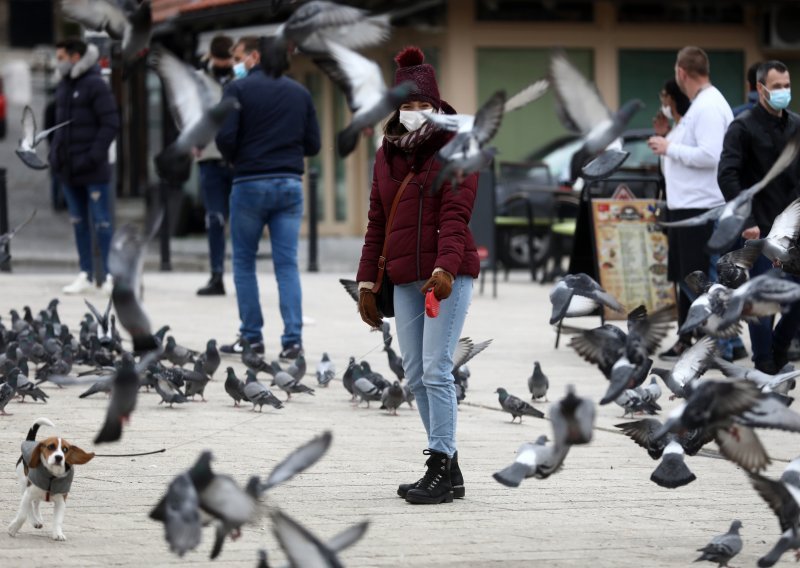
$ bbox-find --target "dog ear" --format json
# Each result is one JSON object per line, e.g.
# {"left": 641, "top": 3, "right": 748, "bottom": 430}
{"left": 65, "top": 444, "right": 95, "bottom": 466}
{"left": 27, "top": 442, "right": 43, "bottom": 468}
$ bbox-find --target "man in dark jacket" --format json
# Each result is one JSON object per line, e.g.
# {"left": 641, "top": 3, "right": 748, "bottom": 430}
{"left": 718, "top": 59, "right": 800, "bottom": 374}
{"left": 50, "top": 38, "right": 120, "bottom": 295}
{"left": 215, "top": 36, "right": 320, "bottom": 358}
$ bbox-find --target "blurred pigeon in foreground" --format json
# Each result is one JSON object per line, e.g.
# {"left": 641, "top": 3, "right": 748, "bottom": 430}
{"left": 745, "top": 197, "right": 800, "bottom": 276}
{"left": 16, "top": 106, "right": 69, "bottom": 170}
{"left": 162, "top": 472, "right": 201, "bottom": 558}
{"left": 719, "top": 271, "right": 800, "bottom": 329}
{"left": 660, "top": 130, "right": 800, "bottom": 254}
{"left": 493, "top": 436, "right": 569, "bottom": 487}
{"left": 314, "top": 40, "right": 413, "bottom": 157}
{"left": 149, "top": 46, "right": 240, "bottom": 183}
{"left": 749, "top": 457, "right": 800, "bottom": 567}
{"left": 614, "top": 388, "right": 660, "bottom": 418}
{"left": 716, "top": 246, "right": 761, "bottom": 289}
{"left": 495, "top": 387, "right": 544, "bottom": 422}
{"left": 694, "top": 520, "right": 742, "bottom": 566}
{"left": 259, "top": 431, "right": 332, "bottom": 492}
{"left": 549, "top": 50, "right": 643, "bottom": 180}
{"left": 714, "top": 357, "right": 799, "bottom": 396}
{"left": 550, "top": 385, "right": 595, "bottom": 446}
{"left": 271, "top": 508, "right": 365, "bottom": 568}
{"left": 549, "top": 273, "right": 623, "bottom": 324}
{"left": 95, "top": 352, "right": 156, "bottom": 444}
{"left": 528, "top": 361, "right": 549, "bottom": 402}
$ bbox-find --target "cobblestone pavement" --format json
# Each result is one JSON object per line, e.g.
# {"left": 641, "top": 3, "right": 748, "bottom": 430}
{"left": 0, "top": 270, "right": 790, "bottom": 567}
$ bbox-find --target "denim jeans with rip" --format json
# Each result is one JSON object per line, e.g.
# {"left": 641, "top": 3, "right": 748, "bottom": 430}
{"left": 62, "top": 182, "right": 113, "bottom": 279}
{"left": 199, "top": 161, "right": 233, "bottom": 274}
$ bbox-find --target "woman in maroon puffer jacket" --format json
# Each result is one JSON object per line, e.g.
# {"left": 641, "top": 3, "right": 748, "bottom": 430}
{"left": 356, "top": 47, "right": 480, "bottom": 505}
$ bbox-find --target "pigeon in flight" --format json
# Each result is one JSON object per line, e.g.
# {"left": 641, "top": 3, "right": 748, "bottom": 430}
{"left": 550, "top": 385, "right": 595, "bottom": 446}
{"left": 549, "top": 50, "right": 644, "bottom": 180}
{"left": 694, "top": 520, "right": 743, "bottom": 567}
{"left": 719, "top": 271, "right": 800, "bottom": 329}
{"left": 0, "top": 209, "right": 36, "bottom": 266}
{"left": 493, "top": 436, "right": 570, "bottom": 487}
{"left": 745, "top": 197, "right": 800, "bottom": 276}
{"left": 748, "top": 457, "right": 800, "bottom": 567}
{"left": 649, "top": 336, "right": 718, "bottom": 400}
{"left": 314, "top": 40, "right": 414, "bottom": 157}
{"left": 715, "top": 245, "right": 761, "bottom": 289}
{"left": 149, "top": 46, "right": 240, "bottom": 182}
{"left": 15, "top": 106, "right": 70, "bottom": 170}
{"left": 549, "top": 273, "right": 624, "bottom": 324}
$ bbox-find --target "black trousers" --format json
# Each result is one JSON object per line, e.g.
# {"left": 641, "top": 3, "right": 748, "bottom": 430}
{"left": 666, "top": 207, "right": 715, "bottom": 343}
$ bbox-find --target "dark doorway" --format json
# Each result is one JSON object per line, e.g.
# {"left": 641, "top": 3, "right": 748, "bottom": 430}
{"left": 9, "top": 0, "right": 54, "bottom": 48}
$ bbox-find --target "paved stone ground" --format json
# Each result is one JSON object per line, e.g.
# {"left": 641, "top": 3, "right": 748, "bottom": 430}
{"left": 0, "top": 270, "right": 794, "bottom": 567}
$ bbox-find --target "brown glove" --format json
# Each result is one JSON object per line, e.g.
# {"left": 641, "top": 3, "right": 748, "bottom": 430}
{"left": 358, "top": 288, "right": 383, "bottom": 328}
{"left": 420, "top": 270, "right": 454, "bottom": 300}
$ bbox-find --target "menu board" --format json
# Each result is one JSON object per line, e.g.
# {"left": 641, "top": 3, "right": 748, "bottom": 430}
{"left": 591, "top": 199, "right": 676, "bottom": 320}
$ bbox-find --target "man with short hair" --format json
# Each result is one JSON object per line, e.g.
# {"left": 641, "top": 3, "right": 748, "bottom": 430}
{"left": 215, "top": 36, "right": 320, "bottom": 359}
{"left": 718, "top": 60, "right": 800, "bottom": 374}
{"left": 196, "top": 34, "right": 235, "bottom": 296}
{"left": 50, "top": 38, "right": 120, "bottom": 295}
{"left": 648, "top": 46, "right": 734, "bottom": 360}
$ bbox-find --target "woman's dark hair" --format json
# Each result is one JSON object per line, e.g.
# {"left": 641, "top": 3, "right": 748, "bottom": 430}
{"left": 663, "top": 78, "right": 690, "bottom": 117}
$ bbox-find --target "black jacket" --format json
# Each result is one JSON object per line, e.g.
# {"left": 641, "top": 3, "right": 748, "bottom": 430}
{"left": 718, "top": 103, "right": 800, "bottom": 234}
{"left": 49, "top": 54, "right": 119, "bottom": 187}
{"left": 215, "top": 66, "right": 320, "bottom": 178}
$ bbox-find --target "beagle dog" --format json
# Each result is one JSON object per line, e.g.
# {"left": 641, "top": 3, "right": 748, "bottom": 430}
{"left": 8, "top": 418, "right": 94, "bottom": 541}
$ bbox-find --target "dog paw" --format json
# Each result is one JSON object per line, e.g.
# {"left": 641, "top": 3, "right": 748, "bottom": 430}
{"left": 8, "top": 523, "right": 20, "bottom": 537}
{"left": 52, "top": 531, "right": 66, "bottom": 541}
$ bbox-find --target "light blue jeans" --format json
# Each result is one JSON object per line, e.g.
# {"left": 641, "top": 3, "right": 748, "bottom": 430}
{"left": 394, "top": 275, "right": 473, "bottom": 457}
{"left": 230, "top": 175, "right": 303, "bottom": 348}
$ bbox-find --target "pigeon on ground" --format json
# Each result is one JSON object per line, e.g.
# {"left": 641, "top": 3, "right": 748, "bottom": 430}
{"left": 360, "top": 361, "right": 390, "bottom": 391}
{"left": 637, "top": 376, "right": 662, "bottom": 406}
{"left": 745, "top": 197, "right": 800, "bottom": 276}
{"left": 316, "top": 352, "right": 336, "bottom": 386}
{"left": 15, "top": 106, "right": 69, "bottom": 170}
{"left": 241, "top": 338, "right": 272, "bottom": 375}
{"left": 493, "top": 435, "right": 570, "bottom": 487}
{"left": 61, "top": 0, "right": 156, "bottom": 64}
{"left": 549, "top": 50, "right": 643, "bottom": 179}
{"left": 528, "top": 361, "right": 549, "bottom": 402}
{"left": 616, "top": 418, "right": 709, "bottom": 489}
{"left": 181, "top": 361, "right": 211, "bottom": 401}
{"left": 149, "top": 46, "right": 240, "bottom": 182}
{"left": 650, "top": 336, "right": 718, "bottom": 399}
{"left": 342, "top": 356, "right": 357, "bottom": 399}
{"left": 403, "top": 382, "right": 415, "bottom": 408}
{"left": 224, "top": 367, "right": 247, "bottom": 407}
{"left": 244, "top": 371, "right": 284, "bottom": 412}
{"left": 353, "top": 376, "right": 382, "bottom": 408}
{"left": 272, "top": 367, "right": 315, "bottom": 400}
{"left": 109, "top": 221, "right": 161, "bottom": 354}
{"left": 0, "top": 381, "right": 14, "bottom": 415}
{"left": 163, "top": 336, "right": 196, "bottom": 367}
{"left": 286, "top": 354, "right": 307, "bottom": 381}
{"left": 452, "top": 337, "right": 493, "bottom": 379}
{"left": 384, "top": 344, "right": 404, "bottom": 381}
{"left": 719, "top": 271, "right": 800, "bottom": 329}
{"left": 314, "top": 40, "right": 413, "bottom": 157}
{"left": 495, "top": 387, "right": 544, "bottom": 422}
{"left": 549, "top": 273, "right": 624, "bottom": 324}
{"left": 197, "top": 339, "right": 221, "bottom": 377}
{"left": 380, "top": 381, "right": 404, "bottom": 415}
{"left": 155, "top": 373, "right": 187, "bottom": 408}
{"left": 161, "top": 472, "right": 201, "bottom": 558}
{"left": 550, "top": 385, "right": 595, "bottom": 446}
{"left": 694, "top": 520, "right": 743, "bottom": 567}
{"left": 85, "top": 297, "right": 113, "bottom": 341}
{"left": 661, "top": 131, "right": 800, "bottom": 253}
{"left": 7, "top": 368, "right": 48, "bottom": 403}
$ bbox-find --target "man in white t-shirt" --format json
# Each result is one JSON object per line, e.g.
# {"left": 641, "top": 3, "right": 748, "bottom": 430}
{"left": 648, "top": 46, "right": 734, "bottom": 360}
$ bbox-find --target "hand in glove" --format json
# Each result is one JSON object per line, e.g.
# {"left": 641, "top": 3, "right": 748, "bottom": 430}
{"left": 420, "top": 269, "right": 454, "bottom": 300}
{"left": 358, "top": 288, "right": 383, "bottom": 328}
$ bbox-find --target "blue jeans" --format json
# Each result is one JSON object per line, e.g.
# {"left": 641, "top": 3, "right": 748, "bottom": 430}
{"left": 199, "top": 161, "right": 233, "bottom": 274}
{"left": 708, "top": 250, "right": 745, "bottom": 359}
{"left": 748, "top": 255, "right": 800, "bottom": 364}
{"left": 230, "top": 176, "right": 303, "bottom": 347}
{"left": 62, "top": 182, "right": 113, "bottom": 279}
{"left": 394, "top": 276, "right": 473, "bottom": 457}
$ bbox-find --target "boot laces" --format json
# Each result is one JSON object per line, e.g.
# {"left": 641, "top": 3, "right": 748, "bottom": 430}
{"left": 420, "top": 450, "right": 446, "bottom": 489}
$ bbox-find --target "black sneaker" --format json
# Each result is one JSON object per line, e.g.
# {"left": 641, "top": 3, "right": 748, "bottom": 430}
{"left": 220, "top": 338, "right": 264, "bottom": 355}
{"left": 658, "top": 340, "right": 690, "bottom": 362}
{"left": 279, "top": 343, "right": 304, "bottom": 360}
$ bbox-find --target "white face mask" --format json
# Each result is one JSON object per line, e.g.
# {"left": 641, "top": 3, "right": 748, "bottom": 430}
{"left": 660, "top": 105, "right": 673, "bottom": 120}
{"left": 399, "top": 109, "right": 432, "bottom": 132}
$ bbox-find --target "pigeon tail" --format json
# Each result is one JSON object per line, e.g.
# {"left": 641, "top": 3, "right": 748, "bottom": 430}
{"left": 492, "top": 463, "right": 529, "bottom": 487}
{"left": 650, "top": 453, "right": 696, "bottom": 489}
{"left": 155, "top": 145, "right": 193, "bottom": 184}
{"left": 758, "top": 535, "right": 795, "bottom": 567}
{"left": 337, "top": 124, "right": 360, "bottom": 158}
{"left": 210, "top": 522, "right": 226, "bottom": 560}
{"left": 94, "top": 417, "right": 123, "bottom": 445}
{"left": 15, "top": 149, "right": 48, "bottom": 170}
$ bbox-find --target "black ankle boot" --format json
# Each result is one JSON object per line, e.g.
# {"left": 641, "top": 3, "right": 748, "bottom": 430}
{"left": 405, "top": 450, "right": 453, "bottom": 504}
{"left": 197, "top": 273, "right": 225, "bottom": 296}
{"left": 398, "top": 451, "right": 464, "bottom": 499}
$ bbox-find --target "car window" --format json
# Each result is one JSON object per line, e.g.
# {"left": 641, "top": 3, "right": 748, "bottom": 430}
{"left": 622, "top": 138, "right": 660, "bottom": 169}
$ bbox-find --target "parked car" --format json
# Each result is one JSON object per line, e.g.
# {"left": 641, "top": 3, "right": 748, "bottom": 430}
{"left": 494, "top": 129, "right": 662, "bottom": 269}
{"left": 0, "top": 77, "right": 6, "bottom": 140}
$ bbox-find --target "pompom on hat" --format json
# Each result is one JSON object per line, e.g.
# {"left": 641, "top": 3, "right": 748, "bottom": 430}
{"left": 394, "top": 46, "right": 441, "bottom": 109}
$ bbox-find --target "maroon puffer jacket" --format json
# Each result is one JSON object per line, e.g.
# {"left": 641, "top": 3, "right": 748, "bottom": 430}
{"left": 356, "top": 131, "right": 481, "bottom": 285}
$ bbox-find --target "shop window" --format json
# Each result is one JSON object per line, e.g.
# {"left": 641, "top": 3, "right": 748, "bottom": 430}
{"left": 617, "top": 2, "right": 744, "bottom": 24}
{"left": 475, "top": 0, "right": 593, "bottom": 22}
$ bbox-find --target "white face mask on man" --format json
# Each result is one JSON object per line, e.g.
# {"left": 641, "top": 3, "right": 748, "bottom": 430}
{"left": 399, "top": 109, "right": 433, "bottom": 132}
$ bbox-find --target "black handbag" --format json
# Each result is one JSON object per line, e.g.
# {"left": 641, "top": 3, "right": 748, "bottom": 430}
{"left": 372, "top": 170, "right": 415, "bottom": 318}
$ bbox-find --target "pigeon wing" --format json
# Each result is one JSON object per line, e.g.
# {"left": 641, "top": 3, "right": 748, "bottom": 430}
{"left": 504, "top": 78, "right": 549, "bottom": 113}
{"left": 21, "top": 105, "right": 37, "bottom": 147}
{"left": 61, "top": 0, "right": 128, "bottom": 39}
{"left": 471, "top": 90, "right": 506, "bottom": 146}
{"left": 747, "top": 129, "right": 800, "bottom": 196}
{"left": 748, "top": 472, "right": 800, "bottom": 533}
{"left": 326, "top": 520, "right": 370, "bottom": 552}
{"left": 715, "top": 423, "right": 770, "bottom": 472}
{"left": 452, "top": 337, "right": 492, "bottom": 370}
{"left": 271, "top": 509, "right": 342, "bottom": 568}
{"left": 261, "top": 431, "right": 332, "bottom": 492}
{"left": 720, "top": 245, "right": 761, "bottom": 271}
{"left": 338, "top": 278, "right": 360, "bottom": 303}
{"left": 658, "top": 205, "right": 723, "bottom": 227}
{"left": 615, "top": 418, "right": 662, "bottom": 456}
{"left": 767, "top": 197, "right": 800, "bottom": 246}
{"left": 324, "top": 40, "right": 385, "bottom": 114}
{"left": 549, "top": 49, "right": 611, "bottom": 134}
{"left": 149, "top": 46, "right": 209, "bottom": 132}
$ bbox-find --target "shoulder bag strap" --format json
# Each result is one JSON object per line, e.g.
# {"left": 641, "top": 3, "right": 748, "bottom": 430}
{"left": 373, "top": 170, "right": 415, "bottom": 293}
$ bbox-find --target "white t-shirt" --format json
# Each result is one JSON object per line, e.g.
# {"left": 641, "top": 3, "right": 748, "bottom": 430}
{"left": 663, "top": 85, "right": 733, "bottom": 210}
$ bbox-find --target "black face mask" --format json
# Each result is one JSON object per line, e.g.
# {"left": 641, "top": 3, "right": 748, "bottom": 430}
{"left": 212, "top": 66, "right": 233, "bottom": 80}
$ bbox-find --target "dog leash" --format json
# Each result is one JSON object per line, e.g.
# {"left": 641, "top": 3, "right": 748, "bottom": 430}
{"left": 92, "top": 449, "right": 166, "bottom": 457}
{"left": 355, "top": 309, "right": 426, "bottom": 362}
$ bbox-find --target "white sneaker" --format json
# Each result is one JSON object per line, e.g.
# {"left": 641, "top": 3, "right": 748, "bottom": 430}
{"left": 62, "top": 272, "right": 92, "bottom": 295}
{"left": 101, "top": 275, "right": 114, "bottom": 296}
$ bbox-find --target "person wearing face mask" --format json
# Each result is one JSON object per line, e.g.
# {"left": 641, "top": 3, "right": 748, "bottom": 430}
{"left": 49, "top": 38, "right": 120, "bottom": 295}
{"left": 648, "top": 46, "right": 734, "bottom": 361}
{"left": 718, "top": 60, "right": 800, "bottom": 374}
{"left": 195, "top": 35, "right": 235, "bottom": 296}
{"left": 653, "top": 78, "right": 690, "bottom": 137}
{"left": 356, "top": 46, "right": 480, "bottom": 505}
{"left": 215, "top": 36, "right": 320, "bottom": 360}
